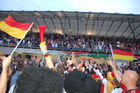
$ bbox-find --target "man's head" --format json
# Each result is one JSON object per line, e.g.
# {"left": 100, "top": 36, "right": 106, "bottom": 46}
{"left": 107, "top": 72, "right": 114, "bottom": 81}
{"left": 16, "top": 65, "right": 63, "bottom": 93}
{"left": 56, "top": 64, "right": 65, "bottom": 79}
{"left": 17, "top": 62, "right": 24, "bottom": 72}
{"left": 64, "top": 70, "right": 98, "bottom": 93}
{"left": 122, "top": 70, "right": 138, "bottom": 86}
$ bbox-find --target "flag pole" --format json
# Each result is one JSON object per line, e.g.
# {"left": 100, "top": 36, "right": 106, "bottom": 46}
{"left": 109, "top": 44, "right": 114, "bottom": 60}
{"left": 10, "top": 23, "right": 34, "bottom": 56}
{"left": 85, "top": 52, "right": 88, "bottom": 63}
{"left": 57, "top": 54, "right": 62, "bottom": 64}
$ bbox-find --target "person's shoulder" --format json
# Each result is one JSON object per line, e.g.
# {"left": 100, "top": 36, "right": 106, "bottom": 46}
{"left": 8, "top": 84, "right": 16, "bottom": 93}
{"left": 62, "top": 88, "right": 67, "bottom": 93}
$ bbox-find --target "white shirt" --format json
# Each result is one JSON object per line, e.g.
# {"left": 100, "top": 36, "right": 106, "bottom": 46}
{"left": 52, "top": 43, "right": 55, "bottom": 47}
{"left": 98, "top": 45, "right": 102, "bottom": 50}
{"left": 110, "top": 87, "right": 122, "bottom": 93}
{"left": 82, "top": 44, "right": 86, "bottom": 49}
{"left": 8, "top": 84, "right": 16, "bottom": 93}
{"left": 95, "top": 69, "right": 107, "bottom": 93}
{"left": 0, "top": 40, "right": 3, "bottom": 45}
{"left": 55, "top": 43, "right": 58, "bottom": 48}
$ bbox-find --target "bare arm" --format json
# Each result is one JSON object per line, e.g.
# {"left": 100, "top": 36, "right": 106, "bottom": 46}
{"left": 40, "top": 42, "right": 54, "bottom": 69}
{"left": 93, "top": 68, "right": 107, "bottom": 85}
{"left": 116, "top": 65, "right": 123, "bottom": 73}
{"left": 57, "top": 55, "right": 62, "bottom": 64}
{"left": 107, "top": 60, "right": 122, "bottom": 82}
{"left": 72, "top": 52, "right": 77, "bottom": 66}
{"left": 76, "top": 60, "right": 83, "bottom": 70}
{"left": 45, "top": 56, "right": 54, "bottom": 69}
{"left": 0, "top": 56, "right": 12, "bottom": 93}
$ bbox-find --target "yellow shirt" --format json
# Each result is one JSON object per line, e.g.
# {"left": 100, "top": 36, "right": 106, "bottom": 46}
{"left": 107, "top": 81, "right": 114, "bottom": 93}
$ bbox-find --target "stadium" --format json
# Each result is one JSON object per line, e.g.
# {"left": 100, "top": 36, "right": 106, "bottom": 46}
{"left": 0, "top": 0, "right": 140, "bottom": 93}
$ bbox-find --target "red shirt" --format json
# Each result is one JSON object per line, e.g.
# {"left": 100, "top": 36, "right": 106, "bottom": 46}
{"left": 138, "top": 44, "right": 140, "bottom": 50}
{"left": 120, "top": 81, "right": 140, "bottom": 93}
{"left": 126, "top": 89, "right": 140, "bottom": 93}
{"left": 120, "top": 81, "right": 127, "bottom": 93}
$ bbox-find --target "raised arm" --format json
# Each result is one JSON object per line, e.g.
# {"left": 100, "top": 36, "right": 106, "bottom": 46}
{"left": 40, "top": 42, "right": 54, "bottom": 69}
{"left": 0, "top": 56, "right": 12, "bottom": 93}
{"left": 76, "top": 60, "right": 83, "bottom": 70}
{"left": 72, "top": 52, "right": 77, "bottom": 66}
{"left": 93, "top": 68, "right": 107, "bottom": 85}
{"left": 107, "top": 60, "right": 122, "bottom": 82}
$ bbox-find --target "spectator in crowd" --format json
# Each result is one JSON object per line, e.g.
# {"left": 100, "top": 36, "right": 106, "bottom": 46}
{"left": 93, "top": 68, "right": 114, "bottom": 93}
{"left": 0, "top": 39, "right": 3, "bottom": 45}
{"left": 137, "top": 44, "right": 140, "bottom": 50}
{"left": 64, "top": 70, "right": 98, "bottom": 93}
{"left": 15, "top": 65, "right": 63, "bottom": 93}
{"left": 108, "top": 60, "right": 140, "bottom": 93}
{"left": 9, "top": 62, "right": 25, "bottom": 90}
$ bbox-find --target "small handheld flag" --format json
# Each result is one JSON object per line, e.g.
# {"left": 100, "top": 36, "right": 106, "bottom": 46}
{"left": 110, "top": 45, "right": 134, "bottom": 61}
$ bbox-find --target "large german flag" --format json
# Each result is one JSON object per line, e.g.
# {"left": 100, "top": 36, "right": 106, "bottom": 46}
{"left": 0, "top": 16, "right": 32, "bottom": 39}
{"left": 112, "top": 47, "right": 134, "bottom": 61}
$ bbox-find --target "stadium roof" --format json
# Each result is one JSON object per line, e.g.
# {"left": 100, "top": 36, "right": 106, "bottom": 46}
{"left": 0, "top": 11, "right": 140, "bottom": 39}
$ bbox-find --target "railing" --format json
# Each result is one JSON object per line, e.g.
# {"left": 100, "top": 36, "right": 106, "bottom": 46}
{"left": 0, "top": 43, "right": 140, "bottom": 54}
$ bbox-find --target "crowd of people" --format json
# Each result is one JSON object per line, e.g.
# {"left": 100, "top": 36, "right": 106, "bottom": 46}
{"left": 0, "top": 42, "right": 140, "bottom": 93}
{"left": 0, "top": 31, "right": 140, "bottom": 53}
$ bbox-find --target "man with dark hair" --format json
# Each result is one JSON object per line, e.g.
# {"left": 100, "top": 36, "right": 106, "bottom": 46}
{"left": 15, "top": 65, "right": 63, "bottom": 93}
{"left": 64, "top": 70, "right": 98, "bottom": 93}
{"left": 9, "top": 62, "right": 25, "bottom": 89}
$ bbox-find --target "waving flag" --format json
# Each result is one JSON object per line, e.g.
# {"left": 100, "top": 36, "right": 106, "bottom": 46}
{"left": 0, "top": 16, "right": 33, "bottom": 56}
{"left": 0, "top": 16, "right": 32, "bottom": 39}
{"left": 112, "top": 47, "right": 134, "bottom": 61}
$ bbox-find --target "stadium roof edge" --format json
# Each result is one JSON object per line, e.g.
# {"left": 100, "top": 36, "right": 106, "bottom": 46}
{"left": 0, "top": 10, "right": 140, "bottom": 16}
{"left": 0, "top": 11, "right": 140, "bottom": 39}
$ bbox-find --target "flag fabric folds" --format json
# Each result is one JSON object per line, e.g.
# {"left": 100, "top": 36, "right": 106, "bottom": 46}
{"left": 112, "top": 47, "right": 134, "bottom": 61}
{"left": 0, "top": 16, "right": 32, "bottom": 39}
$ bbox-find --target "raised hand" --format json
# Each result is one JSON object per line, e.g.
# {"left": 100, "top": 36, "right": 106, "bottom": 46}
{"left": 2, "top": 56, "right": 12, "bottom": 70}
{"left": 107, "top": 59, "right": 115, "bottom": 68}
{"left": 0, "top": 56, "right": 6, "bottom": 60}
{"left": 39, "top": 42, "right": 47, "bottom": 53}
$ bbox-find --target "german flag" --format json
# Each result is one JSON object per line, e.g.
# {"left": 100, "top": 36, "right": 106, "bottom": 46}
{"left": 0, "top": 16, "right": 32, "bottom": 39}
{"left": 112, "top": 47, "right": 134, "bottom": 61}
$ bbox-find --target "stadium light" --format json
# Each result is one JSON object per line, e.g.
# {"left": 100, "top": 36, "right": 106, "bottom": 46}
{"left": 58, "top": 12, "right": 62, "bottom": 18}
{"left": 87, "top": 31, "right": 93, "bottom": 35}
{"left": 90, "top": 14, "right": 94, "bottom": 20}
{"left": 56, "top": 29, "right": 64, "bottom": 35}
